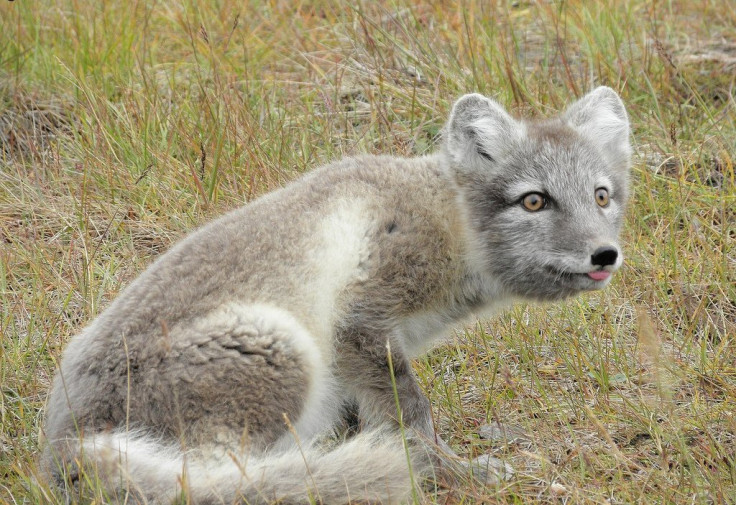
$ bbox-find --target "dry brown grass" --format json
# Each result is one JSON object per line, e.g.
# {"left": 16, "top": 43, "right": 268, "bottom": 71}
{"left": 1, "top": 1, "right": 733, "bottom": 503}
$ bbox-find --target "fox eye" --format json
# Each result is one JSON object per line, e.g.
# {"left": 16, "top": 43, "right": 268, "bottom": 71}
{"left": 521, "top": 192, "right": 547, "bottom": 212}
{"left": 595, "top": 188, "right": 610, "bottom": 207}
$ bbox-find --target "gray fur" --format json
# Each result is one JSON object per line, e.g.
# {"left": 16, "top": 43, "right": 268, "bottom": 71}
{"left": 42, "top": 87, "right": 631, "bottom": 504}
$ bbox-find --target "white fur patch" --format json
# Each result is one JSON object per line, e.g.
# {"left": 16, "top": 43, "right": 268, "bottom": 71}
{"left": 278, "top": 201, "right": 373, "bottom": 443}
{"left": 81, "top": 431, "right": 185, "bottom": 501}
{"left": 308, "top": 199, "right": 372, "bottom": 338}
{"left": 80, "top": 428, "right": 421, "bottom": 504}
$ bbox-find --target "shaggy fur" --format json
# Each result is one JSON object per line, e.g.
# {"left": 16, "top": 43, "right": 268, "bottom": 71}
{"left": 42, "top": 87, "right": 631, "bottom": 504}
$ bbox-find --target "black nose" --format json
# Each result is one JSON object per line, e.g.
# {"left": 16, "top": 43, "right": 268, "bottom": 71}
{"left": 591, "top": 246, "right": 618, "bottom": 267}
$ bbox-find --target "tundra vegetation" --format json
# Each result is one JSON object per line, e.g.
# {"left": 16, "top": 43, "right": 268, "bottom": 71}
{"left": 0, "top": 1, "right": 734, "bottom": 503}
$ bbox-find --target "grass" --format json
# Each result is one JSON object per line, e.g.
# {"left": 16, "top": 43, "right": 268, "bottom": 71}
{"left": 1, "top": 0, "right": 734, "bottom": 503}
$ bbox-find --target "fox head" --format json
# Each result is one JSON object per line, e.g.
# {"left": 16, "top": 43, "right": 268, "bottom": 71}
{"left": 442, "top": 87, "right": 632, "bottom": 301}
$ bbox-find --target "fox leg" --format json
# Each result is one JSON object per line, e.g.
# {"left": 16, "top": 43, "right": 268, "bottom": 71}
{"left": 334, "top": 326, "right": 511, "bottom": 486}
{"left": 334, "top": 327, "right": 435, "bottom": 439}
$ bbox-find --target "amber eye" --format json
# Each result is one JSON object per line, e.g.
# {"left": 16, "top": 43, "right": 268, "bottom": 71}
{"left": 521, "top": 193, "right": 547, "bottom": 212}
{"left": 595, "top": 188, "right": 610, "bottom": 207}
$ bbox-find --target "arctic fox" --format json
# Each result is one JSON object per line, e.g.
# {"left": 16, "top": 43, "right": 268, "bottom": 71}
{"left": 42, "top": 87, "right": 631, "bottom": 504}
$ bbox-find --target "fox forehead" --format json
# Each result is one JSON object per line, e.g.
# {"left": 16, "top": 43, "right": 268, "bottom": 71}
{"left": 500, "top": 131, "right": 620, "bottom": 197}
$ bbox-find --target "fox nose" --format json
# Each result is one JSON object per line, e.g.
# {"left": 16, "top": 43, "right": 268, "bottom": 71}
{"left": 591, "top": 246, "right": 618, "bottom": 267}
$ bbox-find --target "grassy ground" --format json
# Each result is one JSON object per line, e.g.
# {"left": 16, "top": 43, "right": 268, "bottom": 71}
{"left": 1, "top": 0, "right": 734, "bottom": 503}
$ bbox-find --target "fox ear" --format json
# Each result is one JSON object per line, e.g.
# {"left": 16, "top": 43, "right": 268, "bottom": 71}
{"left": 564, "top": 87, "right": 632, "bottom": 168}
{"left": 444, "top": 93, "right": 524, "bottom": 173}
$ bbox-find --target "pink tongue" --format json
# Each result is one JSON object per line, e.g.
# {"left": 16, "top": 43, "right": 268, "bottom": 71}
{"left": 588, "top": 271, "right": 611, "bottom": 281}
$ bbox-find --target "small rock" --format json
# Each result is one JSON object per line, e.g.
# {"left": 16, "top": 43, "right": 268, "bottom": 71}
{"left": 478, "top": 421, "right": 531, "bottom": 446}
